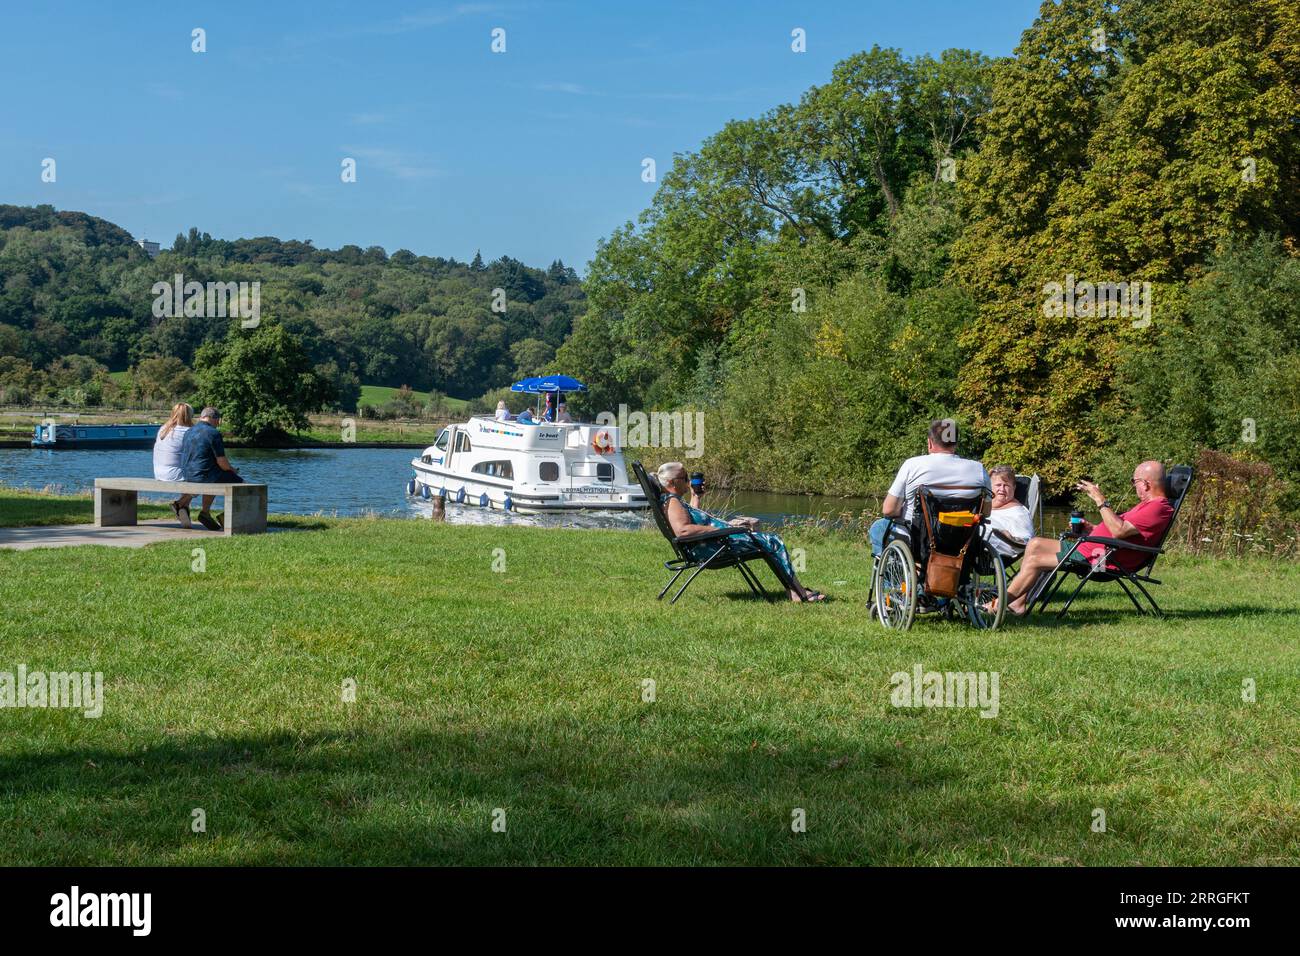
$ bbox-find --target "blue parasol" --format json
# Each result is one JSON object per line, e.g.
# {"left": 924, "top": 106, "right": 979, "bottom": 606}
{"left": 510, "top": 375, "right": 587, "bottom": 394}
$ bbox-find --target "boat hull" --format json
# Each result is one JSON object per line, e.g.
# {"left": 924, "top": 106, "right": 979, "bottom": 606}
{"left": 31, "top": 423, "right": 161, "bottom": 449}
{"left": 409, "top": 461, "right": 648, "bottom": 515}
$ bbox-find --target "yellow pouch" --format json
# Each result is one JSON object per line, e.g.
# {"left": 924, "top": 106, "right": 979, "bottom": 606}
{"left": 938, "top": 511, "right": 978, "bottom": 527}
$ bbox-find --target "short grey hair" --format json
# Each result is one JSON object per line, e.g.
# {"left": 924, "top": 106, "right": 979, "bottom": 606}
{"left": 199, "top": 406, "right": 220, "bottom": 421}
{"left": 656, "top": 461, "right": 686, "bottom": 484}
{"left": 989, "top": 464, "right": 1016, "bottom": 484}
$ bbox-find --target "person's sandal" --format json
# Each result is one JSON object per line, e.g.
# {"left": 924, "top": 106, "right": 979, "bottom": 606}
{"left": 196, "top": 511, "right": 221, "bottom": 532}
{"left": 171, "top": 500, "right": 192, "bottom": 528}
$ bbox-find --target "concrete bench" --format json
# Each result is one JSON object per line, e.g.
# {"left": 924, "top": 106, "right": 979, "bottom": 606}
{"left": 94, "top": 478, "right": 267, "bottom": 535}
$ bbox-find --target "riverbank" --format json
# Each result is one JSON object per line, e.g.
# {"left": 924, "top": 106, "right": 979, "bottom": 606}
{"left": 1, "top": 487, "right": 1297, "bottom": 864}
{"left": 1, "top": 439, "right": 428, "bottom": 449}
{"left": 0, "top": 407, "right": 447, "bottom": 447}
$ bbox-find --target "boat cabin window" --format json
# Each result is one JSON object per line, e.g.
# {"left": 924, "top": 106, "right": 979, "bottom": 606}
{"left": 539, "top": 462, "right": 560, "bottom": 482}
{"left": 434, "top": 429, "right": 450, "bottom": 452}
{"left": 472, "top": 461, "right": 514, "bottom": 480}
{"left": 455, "top": 432, "right": 472, "bottom": 453}
{"left": 597, "top": 463, "right": 614, "bottom": 481}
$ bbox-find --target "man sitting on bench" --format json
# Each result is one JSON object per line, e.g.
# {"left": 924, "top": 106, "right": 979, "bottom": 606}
{"left": 179, "top": 406, "right": 244, "bottom": 531}
{"left": 1002, "top": 460, "right": 1174, "bottom": 616}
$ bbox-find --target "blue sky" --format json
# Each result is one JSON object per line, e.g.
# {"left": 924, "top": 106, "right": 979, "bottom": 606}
{"left": 0, "top": 1, "right": 1043, "bottom": 271}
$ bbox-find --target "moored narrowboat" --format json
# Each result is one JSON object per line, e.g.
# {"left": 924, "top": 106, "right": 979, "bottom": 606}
{"left": 32, "top": 422, "right": 161, "bottom": 449}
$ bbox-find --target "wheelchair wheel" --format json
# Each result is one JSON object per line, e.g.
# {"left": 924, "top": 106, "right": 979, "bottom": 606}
{"left": 873, "top": 538, "right": 917, "bottom": 630}
{"left": 961, "top": 537, "right": 1006, "bottom": 630}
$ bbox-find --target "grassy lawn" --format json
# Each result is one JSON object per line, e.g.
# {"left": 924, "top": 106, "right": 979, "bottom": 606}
{"left": 0, "top": 485, "right": 173, "bottom": 526}
{"left": 0, "top": 489, "right": 1297, "bottom": 865}
{"left": 293, "top": 416, "right": 444, "bottom": 445}
{"left": 358, "top": 384, "right": 469, "bottom": 411}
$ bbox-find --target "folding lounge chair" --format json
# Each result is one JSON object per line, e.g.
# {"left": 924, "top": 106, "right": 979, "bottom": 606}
{"left": 631, "top": 460, "right": 786, "bottom": 604}
{"left": 1031, "top": 465, "right": 1194, "bottom": 619}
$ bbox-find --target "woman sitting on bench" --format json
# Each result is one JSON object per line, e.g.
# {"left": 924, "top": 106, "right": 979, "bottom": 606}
{"left": 656, "top": 461, "right": 825, "bottom": 603}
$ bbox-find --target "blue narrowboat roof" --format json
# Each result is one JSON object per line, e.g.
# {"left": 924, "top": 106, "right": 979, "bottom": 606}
{"left": 32, "top": 423, "right": 161, "bottom": 446}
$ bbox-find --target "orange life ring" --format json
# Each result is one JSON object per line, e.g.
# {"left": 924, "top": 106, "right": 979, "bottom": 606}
{"left": 591, "top": 430, "right": 615, "bottom": 454}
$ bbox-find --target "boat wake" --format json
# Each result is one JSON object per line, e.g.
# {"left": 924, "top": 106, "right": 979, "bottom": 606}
{"left": 402, "top": 496, "right": 648, "bottom": 530}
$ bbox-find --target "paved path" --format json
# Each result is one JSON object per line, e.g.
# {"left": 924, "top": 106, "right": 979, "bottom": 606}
{"left": 0, "top": 519, "right": 277, "bottom": 551}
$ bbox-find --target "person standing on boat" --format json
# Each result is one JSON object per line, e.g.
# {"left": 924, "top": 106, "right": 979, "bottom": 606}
{"left": 179, "top": 406, "right": 244, "bottom": 531}
{"left": 153, "top": 403, "right": 194, "bottom": 526}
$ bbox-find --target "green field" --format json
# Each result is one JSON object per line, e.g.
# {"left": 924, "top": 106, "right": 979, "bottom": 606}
{"left": 358, "top": 384, "right": 468, "bottom": 411}
{"left": 80, "top": 377, "right": 466, "bottom": 411}
{"left": 0, "top": 488, "right": 1297, "bottom": 865}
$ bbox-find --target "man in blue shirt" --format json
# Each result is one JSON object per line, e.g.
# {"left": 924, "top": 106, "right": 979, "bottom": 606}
{"left": 180, "top": 406, "right": 243, "bottom": 531}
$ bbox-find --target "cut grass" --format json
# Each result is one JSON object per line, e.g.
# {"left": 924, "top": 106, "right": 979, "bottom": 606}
{"left": 0, "top": 484, "right": 173, "bottom": 527}
{"left": 358, "top": 384, "right": 468, "bottom": 411}
{"left": 0, "top": 488, "right": 1297, "bottom": 865}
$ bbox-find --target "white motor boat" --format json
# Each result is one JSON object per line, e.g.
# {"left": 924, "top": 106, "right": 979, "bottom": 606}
{"left": 406, "top": 376, "right": 649, "bottom": 514}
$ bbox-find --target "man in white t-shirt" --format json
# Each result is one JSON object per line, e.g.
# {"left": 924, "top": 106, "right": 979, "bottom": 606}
{"left": 870, "top": 419, "right": 991, "bottom": 556}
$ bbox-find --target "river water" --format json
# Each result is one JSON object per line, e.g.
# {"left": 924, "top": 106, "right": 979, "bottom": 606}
{"left": 0, "top": 447, "right": 1069, "bottom": 532}
{"left": 0, "top": 447, "right": 872, "bottom": 529}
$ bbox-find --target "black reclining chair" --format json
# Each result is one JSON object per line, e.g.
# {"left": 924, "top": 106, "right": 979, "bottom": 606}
{"left": 631, "top": 460, "right": 784, "bottom": 604}
{"left": 1031, "top": 465, "right": 1194, "bottom": 619}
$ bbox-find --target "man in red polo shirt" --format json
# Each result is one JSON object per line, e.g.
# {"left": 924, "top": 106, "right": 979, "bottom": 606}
{"left": 1003, "top": 460, "right": 1175, "bottom": 615}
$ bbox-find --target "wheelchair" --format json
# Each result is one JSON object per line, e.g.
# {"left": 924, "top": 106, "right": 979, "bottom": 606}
{"left": 869, "top": 485, "right": 1007, "bottom": 631}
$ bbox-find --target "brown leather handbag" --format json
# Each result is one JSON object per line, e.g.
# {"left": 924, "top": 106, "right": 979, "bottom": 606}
{"left": 920, "top": 495, "right": 976, "bottom": 599}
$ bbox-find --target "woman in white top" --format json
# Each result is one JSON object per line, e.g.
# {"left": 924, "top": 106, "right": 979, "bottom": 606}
{"left": 153, "top": 403, "right": 194, "bottom": 525}
{"left": 984, "top": 464, "right": 1034, "bottom": 559}
{"left": 495, "top": 400, "right": 511, "bottom": 421}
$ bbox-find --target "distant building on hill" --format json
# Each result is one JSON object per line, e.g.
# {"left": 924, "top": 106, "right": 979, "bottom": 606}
{"left": 135, "top": 239, "right": 160, "bottom": 259}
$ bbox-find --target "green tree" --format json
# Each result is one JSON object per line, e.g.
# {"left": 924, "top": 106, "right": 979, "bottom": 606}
{"left": 509, "top": 337, "right": 555, "bottom": 379}
{"left": 952, "top": 0, "right": 1299, "bottom": 485}
{"left": 131, "top": 356, "right": 194, "bottom": 405}
{"left": 193, "top": 324, "right": 335, "bottom": 441}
